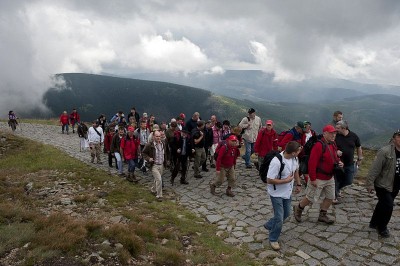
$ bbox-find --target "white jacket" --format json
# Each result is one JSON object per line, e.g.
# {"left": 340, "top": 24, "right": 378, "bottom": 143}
{"left": 88, "top": 126, "right": 104, "bottom": 143}
{"left": 239, "top": 115, "right": 262, "bottom": 143}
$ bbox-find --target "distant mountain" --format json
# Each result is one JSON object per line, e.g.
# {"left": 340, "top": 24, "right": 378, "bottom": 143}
{"left": 127, "top": 70, "right": 400, "bottom": 103}
{"left": 42, "top": 73, "right": 400, "bottom": 148}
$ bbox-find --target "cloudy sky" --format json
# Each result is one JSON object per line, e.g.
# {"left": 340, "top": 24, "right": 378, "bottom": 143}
{"left": 1, "top": 0, "right": 400, "bottom": 115}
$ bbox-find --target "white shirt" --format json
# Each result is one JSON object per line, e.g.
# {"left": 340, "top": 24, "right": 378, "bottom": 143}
{"left": 87, "top": 126, "right": 104, "bottom": 143}
{"left": 267, "top": 152, "right": 299, "bottom": 199}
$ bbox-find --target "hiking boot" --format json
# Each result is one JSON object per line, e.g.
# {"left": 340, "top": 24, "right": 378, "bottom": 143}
{"left": 378, "top": 229, "right": 390, "bottom": 238}
{"left": 180, "top": 179, "right": 189, "bottom": 185}
{"left": 293, "top": 205, "right": 303, "bottom": 223}
{"left": 131, "top": 173, "right": 138, "bottom": 183}
{"left": 210, "top": 184, "right": 217, "bottom": 195}
{"left": 270, "top": 241, "right": 280, "bottom": 251}
{"left": 246, "top": 165, "right": 253, "bottom": 169}
{"left": 194, "top": 174, "right": 203, "bottom": 179}
{"left": 318, "top": 210, "right": 334, "bottom": 224}
{"left": 226, "top": 187, "right": 235, "bottom": 197}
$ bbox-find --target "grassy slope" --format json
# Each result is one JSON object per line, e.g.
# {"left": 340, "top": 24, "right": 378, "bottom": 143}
{"left": 0, "top": 132, "right": 260, "bottom": 265}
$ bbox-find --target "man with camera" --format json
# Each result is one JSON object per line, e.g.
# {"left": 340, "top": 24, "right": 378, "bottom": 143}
{"left": 334, "top": 120, "right": 363, "bottom": 203}
{"left": 293, "top": 125, "right": 343, "bottom": 224}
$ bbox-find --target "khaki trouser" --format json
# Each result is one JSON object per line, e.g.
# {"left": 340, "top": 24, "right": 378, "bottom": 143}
{"left": 89, "top": 142, "right": 101, "bottom": 163}
{"left": 194, "top": 147, "right": 206, "bottom": 175}
{"left": 211, "top": 166, "right": 236, "bottom": 188}
{"left": 151, "top": 164, "right": 164, "bottom": 198}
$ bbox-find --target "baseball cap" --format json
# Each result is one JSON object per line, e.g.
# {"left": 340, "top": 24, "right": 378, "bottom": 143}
{"left": 323, "top": 125, "right": 336, "bottom": 133}
{"left": 296, "top": 121, "right": 305, "bottom": 129}
{"left": 227, "top": 135, "right": 238, "bottom": 141}
{"left": 266, "top": 119, "right": 274, "bottom": 125}
{"left": 304, "top": 121, "right": 311, "bottom": 126}
{"left": 127, "top": 126, "right": 135, "bottom": 132}
{"left": 248, "top": 108, "right": 256, "bottom": 114}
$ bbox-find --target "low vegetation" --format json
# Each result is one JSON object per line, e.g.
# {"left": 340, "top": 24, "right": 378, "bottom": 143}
{"left": 0, "top": 132, "right": 258, "bottom": 265}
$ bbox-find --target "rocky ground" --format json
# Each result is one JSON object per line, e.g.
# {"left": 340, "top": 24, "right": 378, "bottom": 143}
{"left": 1, "top": 122, "right": 399, "bottom": 265}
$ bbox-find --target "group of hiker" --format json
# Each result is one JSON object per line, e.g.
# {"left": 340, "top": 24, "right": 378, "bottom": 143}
{"left": 55, "top": 107, "right": 399, "bottom": 250}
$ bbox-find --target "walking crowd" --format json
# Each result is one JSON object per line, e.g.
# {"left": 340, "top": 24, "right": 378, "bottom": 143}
{"left": 20, "top": 107, "right": 399, "bottom": 251}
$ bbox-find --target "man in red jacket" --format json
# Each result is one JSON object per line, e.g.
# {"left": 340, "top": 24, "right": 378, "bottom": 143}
{"left": 254, "top": 119, "right": 278, "bottom": 170}
{"left": 59, "top": 111, "right": 70, "bottom": 134}
{"left": 210, "top": 135, "right": 241, "bottom": 197}
{"left": 293, "top": 125, "right": 344, "bottom": 224}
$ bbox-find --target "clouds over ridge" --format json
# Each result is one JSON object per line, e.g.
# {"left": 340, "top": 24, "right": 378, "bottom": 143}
{"left": 1, "top": 0, "right": 400, "bottom": 115}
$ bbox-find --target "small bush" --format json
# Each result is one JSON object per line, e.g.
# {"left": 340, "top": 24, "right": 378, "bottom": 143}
{"left": 153, "top": 246, "right": 185, "bottom": 266}
{"left": 103, "top": 224, "right": 145, "bottom": 257}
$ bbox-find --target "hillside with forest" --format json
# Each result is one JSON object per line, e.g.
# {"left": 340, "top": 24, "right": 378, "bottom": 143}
{"left": 42, "top": 73, "right": 400, "bottom": 148}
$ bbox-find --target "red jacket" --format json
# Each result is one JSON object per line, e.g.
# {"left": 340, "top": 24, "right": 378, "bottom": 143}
{"left": 308, "top": 138, "right": 340, "bottom": 181}
{"left": 69, "top": 112, "right": 80, "bottom": 124}
{"left": 104, "top": 132, "right": 114, "bottom": 152}
{"left": 59, "top": 114, "right": 69, "bottom": 125}
{"left": 254, "top": 128, "right": 278, "bottom": 157}
{"left": 216, "top": 144, "right": 240, "bottom": 171}
{"left": 120, "top": 136, "right": 140, "bottom": 160}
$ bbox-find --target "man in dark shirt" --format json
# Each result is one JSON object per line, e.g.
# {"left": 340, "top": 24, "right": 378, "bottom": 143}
{"left": 192, "top": 120, "right": 206, "bottom": 179}
{"left": 335, "top": 120, "right": 363, "bottom": 203}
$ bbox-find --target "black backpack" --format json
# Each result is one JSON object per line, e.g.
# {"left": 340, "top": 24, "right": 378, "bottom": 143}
{"left": 213, "top": 140, "right": 228, "bottom": 161}
{"left": 259, "top": 151, "right": 285, "bottom": 188}
{"left": 299, "top": 134, "right": 325, "bottom": 174}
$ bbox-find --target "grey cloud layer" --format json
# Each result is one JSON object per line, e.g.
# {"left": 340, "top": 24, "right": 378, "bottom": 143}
{"left": 1, "top": 0, "right": 400, "bottom": 115}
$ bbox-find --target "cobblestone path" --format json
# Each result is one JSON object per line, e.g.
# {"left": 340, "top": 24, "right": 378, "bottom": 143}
{"left": 1, "top": 122, "right": 399, "bottom": 265}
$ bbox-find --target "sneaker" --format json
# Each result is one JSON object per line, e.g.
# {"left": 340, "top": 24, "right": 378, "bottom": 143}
{"left": 378, "top": 229, "right": 390, "bottom": 238}
{"left": 270, "top": 241, "right": 280, "bottom": 251}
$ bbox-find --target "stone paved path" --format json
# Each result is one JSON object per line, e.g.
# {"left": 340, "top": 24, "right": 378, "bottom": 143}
{"left": 1, "top": 122, "right": 400, "bottom": 265}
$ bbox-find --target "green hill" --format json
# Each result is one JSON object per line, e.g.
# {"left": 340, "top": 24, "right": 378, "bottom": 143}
{"left": 42, "top": 73, "right": 400, "bottom": 148}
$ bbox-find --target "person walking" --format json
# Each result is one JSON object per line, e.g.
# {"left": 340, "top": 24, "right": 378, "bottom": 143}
{"left": 142, "top": 130, "right": 169, "bottom": 201}
{"left": 239, "top": 108, "right": 262, "bottom": 169}
{"left": 210, "top": 135, "right": 241, "bottom": 197}
{"left": 87, "top": 120, "right": 104, "bottom": 164}
{"left": 334, "top": 120, "right": 363, "bottom": 203}
{"left": 293, "top": 125, "right": 343, "bottom": 224}
{"left": 69, "top": 108, "right": 80, "bottom": 133}
{"left": 120, "top": 126, "right": 140, "bottom": 182}
{"left": 366, "top": 129, "right": 400, "bottom": 238}
{"left": 264, "top": 141, "right": 302, "bottom": 251}
{"left": 59, "top": 111, "right": 70, "bottom": 134}
{"left": 254, "top": 119, "right": 278, "bottom": 170}
{"left": 111, "top": 125, "right": 126, "bottom": 176}
{"left": 170, "top": 127, "right": 194, "bottom": 185}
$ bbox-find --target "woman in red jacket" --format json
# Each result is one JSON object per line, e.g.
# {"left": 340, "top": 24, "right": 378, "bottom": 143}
{"left": 59, "top": 111, "right": 70, "bottom": 134}
{"left": 120, "top": 126, "right": 140, "bottom": 183}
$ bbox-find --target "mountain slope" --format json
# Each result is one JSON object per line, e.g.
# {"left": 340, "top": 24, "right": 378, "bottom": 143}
{"left": 43, "top": 73, "right": 400, "bottom": 148}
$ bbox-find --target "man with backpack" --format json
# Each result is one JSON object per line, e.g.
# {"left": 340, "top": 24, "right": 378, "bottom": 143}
{"left": 210, "top": 135, "right": 241, "bottom": 197}
{"left": 293, "top": 125, "right": 344, "bottom": 224}
{"left": 239, "top": 108, "right": 262, "bottom": 169}
{"left": 88, "top": 120, "right": 104, "bottom": 164}
{"left": 277, "top": 121, "right": 305, "bottom": 151}
{"left": 254, "top": 119, "right": 278, "bottom": 170}
{"left": 264, "top": 141, "right": 302, "bottom": 251}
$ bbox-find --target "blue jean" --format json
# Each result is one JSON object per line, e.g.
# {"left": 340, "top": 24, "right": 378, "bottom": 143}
{"left": 244, "top": 140, "right": 254, "bottom": 166}
{"left": 265, "top": 196, "right": 291, "bottom": 242}
{"left": 335, "top": 164, "right": 354, "bottom": 196}
{"left": 127, "top": 159, "right": 136, "bottom": 173}
{"left": 61, "top": 124, "right": 69, "bottom": 133}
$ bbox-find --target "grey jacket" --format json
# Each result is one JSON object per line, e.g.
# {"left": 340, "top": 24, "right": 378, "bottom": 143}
{"left": 239, "top": 115, "right": 262, "bottom": 143}
{"left": 366, "top": 143, "right": 397, "bottom": 192}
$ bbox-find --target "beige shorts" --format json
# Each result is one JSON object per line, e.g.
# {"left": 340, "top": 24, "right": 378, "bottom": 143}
{"left": 305, "top": 178, "right": 335, "bottom": 202}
